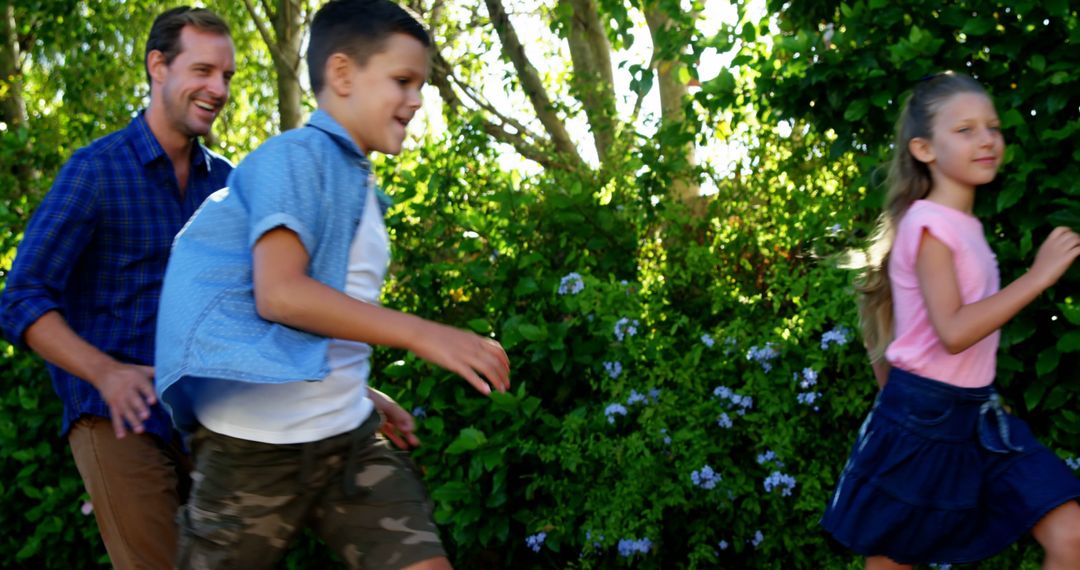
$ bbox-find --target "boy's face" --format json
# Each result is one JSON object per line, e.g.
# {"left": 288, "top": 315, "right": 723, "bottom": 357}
{"left": 339, "top": 33, "right": 429, "bottom": 156}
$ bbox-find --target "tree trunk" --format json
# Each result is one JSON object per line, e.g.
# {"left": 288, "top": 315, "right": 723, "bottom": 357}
{"left": 644, "top": 4, "right": 699, "bottom": 205}
{"left": 271, "top": 0, "right": 303, "bottom": 131}
{"left": 563, "top": 0, "right": 617, "bottom": 165}
{"left": 242, "top": 0, "right": 305, "bottom": 131}
{"left": 0, "top": 1, "right": 26, "bottom": 131}
{"left": 1, "top": 1, "right": 38, "bottom": 195}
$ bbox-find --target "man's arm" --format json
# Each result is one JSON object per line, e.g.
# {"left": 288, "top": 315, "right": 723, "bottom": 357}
{"left": 0, "top": 154, "right": 156, "bottom": 439}
{"left": 24, "top": 313, "right": 157, "bottom": 438}
{"left": 252, "top": 227, "right": 510, "bottom": 395}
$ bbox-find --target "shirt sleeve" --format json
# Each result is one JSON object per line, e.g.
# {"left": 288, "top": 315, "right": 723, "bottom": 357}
{"left": 235, "top": 138, "right": 324, "bottom": 254}
{"left": 0, "top": 153, "right": 99, "bottom": 346}
{"left": 894, "top": 205, "right": 965, "bottom": 271}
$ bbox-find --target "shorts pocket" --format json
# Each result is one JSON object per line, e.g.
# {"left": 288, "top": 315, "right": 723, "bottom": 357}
{"left": 176, "top": 503, "right": 244, "bottom": 568}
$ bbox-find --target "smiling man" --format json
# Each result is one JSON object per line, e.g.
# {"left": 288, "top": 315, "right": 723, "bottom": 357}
{"left": 0, "top": 7, "right": 234, "bottom": 569}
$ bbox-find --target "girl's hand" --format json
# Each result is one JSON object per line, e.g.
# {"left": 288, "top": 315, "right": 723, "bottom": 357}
{"left": 1030, "top": 227, "right": 1080, "bottom": 289}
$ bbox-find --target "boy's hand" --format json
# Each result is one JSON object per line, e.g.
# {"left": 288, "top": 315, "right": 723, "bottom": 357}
{"left": 410, "top": 321, "right": 510, "bottom": 395}
{"left": 368, "top": 389, "right": 420, "bottom": 449}
{"left": 1030, "top": 226, "right": 1080, "bottom": 289}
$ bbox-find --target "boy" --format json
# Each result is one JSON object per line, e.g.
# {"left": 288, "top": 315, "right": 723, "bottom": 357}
{"left": 154, "top": 1, "right": 510, "bottom": 568}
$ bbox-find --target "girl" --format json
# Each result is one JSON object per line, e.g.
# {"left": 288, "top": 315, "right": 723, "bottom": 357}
{"left": 821, "top": 72, "right": 1080, "bottom": 569}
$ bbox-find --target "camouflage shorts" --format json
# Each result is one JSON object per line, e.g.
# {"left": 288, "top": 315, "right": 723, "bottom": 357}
{"left": 176, "top": 413, "right": 446, "bottom": 569}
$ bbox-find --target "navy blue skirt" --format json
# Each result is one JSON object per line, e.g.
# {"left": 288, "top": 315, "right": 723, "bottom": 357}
{"left": 821, "top": 368, "right": 1080, "bottom": 564}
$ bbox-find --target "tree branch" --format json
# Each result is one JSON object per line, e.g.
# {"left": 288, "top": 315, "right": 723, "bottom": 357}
{"left": 242, "top": 0, "right": 298, "bottom": 81}
{"left": 483, "top": 0, "right": 582, "bottom": 168}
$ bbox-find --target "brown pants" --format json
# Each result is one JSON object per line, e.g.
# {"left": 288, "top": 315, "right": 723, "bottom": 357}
{"left": 68, "top": 415, "right": 192, "bottom": 570}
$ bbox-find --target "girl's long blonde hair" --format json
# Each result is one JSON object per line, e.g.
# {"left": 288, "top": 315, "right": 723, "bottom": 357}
{"left": 858, "top": 72, "right": 989, "bottom": 363}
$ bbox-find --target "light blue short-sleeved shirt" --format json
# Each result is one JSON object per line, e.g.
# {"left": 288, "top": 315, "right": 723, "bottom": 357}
{"left": 155, "top": 109, "right": 390, "bottom": 432}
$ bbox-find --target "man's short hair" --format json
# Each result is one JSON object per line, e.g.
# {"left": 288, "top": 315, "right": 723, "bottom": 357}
{"left": 308, "top": 0, "right": 431, "bottom": 95}
{"left": 144, "top": 7, "right": 231, "bottom": 87}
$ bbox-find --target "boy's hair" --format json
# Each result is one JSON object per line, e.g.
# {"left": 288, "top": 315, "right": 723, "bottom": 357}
{"left": 144, "top": 7, "right": 231, "bottom": 89}
{"left": 858, "top": 72, "right": 989, "bottom": 362}
{"left": 307, "top": 0, "right": 431, "bottom": 95}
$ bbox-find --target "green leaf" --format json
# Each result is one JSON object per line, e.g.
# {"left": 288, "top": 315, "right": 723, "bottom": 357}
{"left": 1060, "top": 302, "right": 1080, "bottom": 325}
{"left": 549, "top": 349, "right": 567, "bottom": 372}
{"left": 1030, "top": 54, "right": 1046, "bottom": 73}
{"left": 1035, "top": 346, "right": 1060, "bottom": 377}
{"left": 466, "top": 318, "right": 492, "bottom": 333}
{"left": 446, "top": 427, "right": 488, "bottom": 454}
{"left": 431, "top": 481, "right": 471, "bottom": 503}
{"left": 1042, "top": 384, "right": 1070, "bottom": 410}
{"left": 518, "top": 324, "right": 547, "bottom": 342}
{"left": 961, "top": 17, "right": 995, "bottom": 36}
{"left": 843, "top": 99, "right": 869, "bottom": 121}
{"left": 1024, "top": 375, "right": 1051, "bottom": 410}
{"left": 996, "top": 182, "right": 1025, "bottom": 212}
{"left": 1057, "top": 331, "right": 1080, "bottom": 352}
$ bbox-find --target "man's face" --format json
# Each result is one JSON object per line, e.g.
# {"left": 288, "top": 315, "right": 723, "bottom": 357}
{"left": 155, "top": 26, "right": 236, "bottom": 139}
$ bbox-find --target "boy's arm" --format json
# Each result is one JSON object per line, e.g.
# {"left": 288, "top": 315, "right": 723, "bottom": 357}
{"left": 252, "top": 227, "right": 510, "bottom": 395}
{"left": 916, "top": 227, "right": 1080, "bottom": 354}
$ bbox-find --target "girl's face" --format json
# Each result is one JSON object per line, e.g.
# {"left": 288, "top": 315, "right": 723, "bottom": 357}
{"left": 914, "top": 92, "right": 1005, "bottom": 192}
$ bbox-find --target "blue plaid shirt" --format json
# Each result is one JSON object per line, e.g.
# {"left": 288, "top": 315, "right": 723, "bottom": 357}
{"left": 0, "top": 112, "right": 232, "bottom": 441}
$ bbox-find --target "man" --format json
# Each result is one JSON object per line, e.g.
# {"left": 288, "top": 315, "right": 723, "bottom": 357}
{"left": 0, "top": 8, "right": 235, "bottom": 568}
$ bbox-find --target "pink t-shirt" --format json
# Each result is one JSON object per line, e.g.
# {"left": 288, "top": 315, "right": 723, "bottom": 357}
{"left": 884, "top": 200, "right": 1000, "bottom": 387}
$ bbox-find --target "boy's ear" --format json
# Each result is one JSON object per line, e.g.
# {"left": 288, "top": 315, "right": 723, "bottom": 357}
{"left": 324, "top": 53, "right": 355, "bottom": 97}
{"left": 908, "top": 137, "right": 934, "bottom": 164}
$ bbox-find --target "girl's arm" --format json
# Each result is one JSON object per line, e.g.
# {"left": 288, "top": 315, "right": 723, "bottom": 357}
{"left": 916, "top": 227, "right": 1080, "bottom": 354}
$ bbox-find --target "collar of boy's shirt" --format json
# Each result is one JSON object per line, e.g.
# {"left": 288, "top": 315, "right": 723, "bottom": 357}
{"left": 306, "top": 109, "right": 372, "bottom": 170}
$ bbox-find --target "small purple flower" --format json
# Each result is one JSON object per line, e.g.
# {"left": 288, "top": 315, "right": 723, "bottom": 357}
{"left": 1066, "top": 457, "right": 1080, "bottom": 471}
{"left": 691, "top": 465, "right": 722, "bottom": 489}
{"left": 821, "top": 326, "right": 851, "bottom": 350}
{"left": 828, "top": 223, "right": 843, "bottom": 236}
{"left": 80, "top": 501, "right": 94, "bottom": 516}
{"left": 797, "top": 391, "right": 822, "bottom": 406}
{"left": 717, "top": 539, "right": 729, "bottom": 550}
{"left": 800, "top": 367, "right": 818, "bottom": 388}
{"left": 746, "top": 343, "right": 778, "bottom": 372}
{"left": 604, "top": 403, "right": 628, "bottom": 424}
{"left": 614, "top": 317, "right": 639, "bottom": 341}
{"left": 412, "top": 406, "right": 427, "bottom": 418}
{"left": 558, "top": 272, "right": 584, "bottom": 295}
{"left": 660, "top": 428, "right": 672, "bottom": 445}
{"left": 751, "top": 529, "right": 764, "bottom": 548}
{"left": 717, "top": 413, "right": 733, "bottom": 428}
{"left": 756, "top": 450, "right": 777, "bottom": 465}
{"left": 603, "top": 360, "right": 623, "bottom": 379}
{"left": 701, "top": 333, "right": 715, "bottom": 348}
{"left": 763, "top": 471, "right": 797, "bottom": 496}
{"left": 617, "top": 537, "right": 652, "bottom": 557}
{"left": 627, "top": 390, "right": 647, "bottom": 405}
{"left": 648, "top": 387, "right": 661, "bottom": 402}
{"left": 526, "top": 532, "right": 547, "bottom": 553}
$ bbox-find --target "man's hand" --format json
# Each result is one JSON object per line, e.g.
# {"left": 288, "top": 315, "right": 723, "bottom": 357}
{"left": 369, "top": 389, "right": 420, "bottom": 449}
{"left": 95, "top": 362, "right": 157, "bottom": 439}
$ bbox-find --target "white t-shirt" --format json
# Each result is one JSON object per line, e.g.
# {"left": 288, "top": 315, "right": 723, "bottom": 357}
{"left": 191, "top": 188, "right": 389, "bottom": 443}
